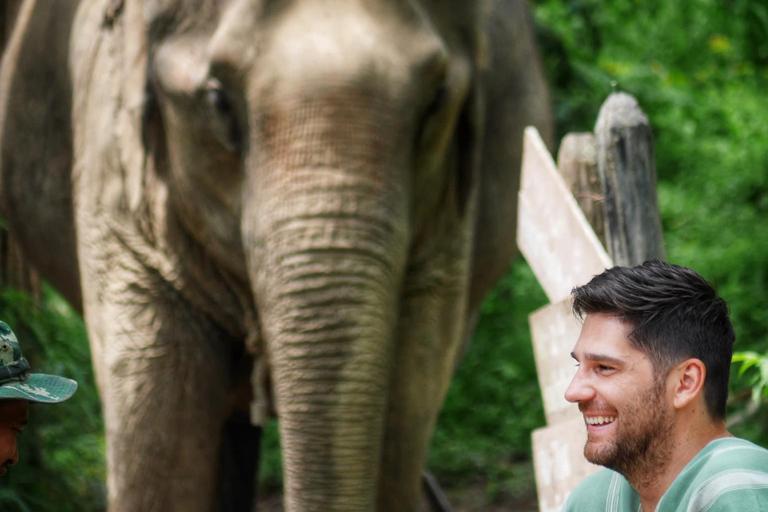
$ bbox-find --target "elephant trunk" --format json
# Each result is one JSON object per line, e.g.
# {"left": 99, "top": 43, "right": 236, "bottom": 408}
{"left": 242, "top": 95, "right": 411, "bottom": 510}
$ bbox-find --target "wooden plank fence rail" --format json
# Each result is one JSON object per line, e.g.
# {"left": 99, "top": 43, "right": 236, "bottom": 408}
{"left": 519, "top": 92, "right": 665, "bottom": 512}
{"left": 517, "top": 127, "right": 612, "bottom": 304}
{"left": 519, "top": 127, "right": 604, "bottom": 512}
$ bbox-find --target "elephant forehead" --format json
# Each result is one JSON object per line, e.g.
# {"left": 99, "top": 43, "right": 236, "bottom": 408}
{"left": 243, "top": 2, "right": 448, "bottom": 95}
{"left": 153, "top": 35, "right": 210, "bottom": 95}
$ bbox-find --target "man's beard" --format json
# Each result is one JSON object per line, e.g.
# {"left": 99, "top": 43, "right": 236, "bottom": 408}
{"left": 583, "top": 378, "right": 674, "bottom": 482}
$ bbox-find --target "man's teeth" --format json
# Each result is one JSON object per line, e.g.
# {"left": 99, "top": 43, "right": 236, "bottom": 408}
{"left": 585, "top": 416, "right": 616, "bottom": 425}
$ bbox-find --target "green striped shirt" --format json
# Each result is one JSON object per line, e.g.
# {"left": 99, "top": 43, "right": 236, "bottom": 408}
{"left": 562, "top": 437, "right": 768, "bottom": 512}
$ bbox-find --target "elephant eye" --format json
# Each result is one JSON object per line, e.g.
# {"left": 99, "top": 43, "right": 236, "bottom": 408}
{"left": 423, "top": 83, "right": 448, "bottom": 121}
{"left": 206, "top": 83, "right": 229, "bottom": 114}
{"left": 415, "top": 80, "right": 454, "bottom": 162}
{"left": 203, "top": 78, "right": 243, "bottom": 155}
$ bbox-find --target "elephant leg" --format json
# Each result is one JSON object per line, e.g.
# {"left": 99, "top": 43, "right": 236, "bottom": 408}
{"left": 378, "top": 285, "right": 469, "bottom": 512}
{"left": 87, "top": 294, "right": 235, "bottom": 512}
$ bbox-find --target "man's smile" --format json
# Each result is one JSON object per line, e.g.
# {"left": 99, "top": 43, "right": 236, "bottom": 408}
{"left": 585, "top": 415, "right": 617, "bottom": 426}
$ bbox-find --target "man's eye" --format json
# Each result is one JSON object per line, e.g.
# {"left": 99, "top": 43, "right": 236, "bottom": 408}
{"left": 597, "top": 365, "right": 615, "bottom": 373}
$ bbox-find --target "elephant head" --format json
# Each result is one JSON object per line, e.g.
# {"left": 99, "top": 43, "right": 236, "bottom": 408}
{"left": 1, "top": 0, "right": 551, "bottom": 510}
{"left": 144, "top": 1, "right": 484, "bottom": 507}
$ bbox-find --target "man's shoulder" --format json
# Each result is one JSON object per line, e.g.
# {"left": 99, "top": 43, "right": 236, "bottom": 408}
{"left": 664, "top": 437, "right": 768, "bottom": 512}
{"left": 691, "top": 437, "right": 768, "bottom": 476}
{"left": 562, "top": 469, "right": 634, "bottom": 511}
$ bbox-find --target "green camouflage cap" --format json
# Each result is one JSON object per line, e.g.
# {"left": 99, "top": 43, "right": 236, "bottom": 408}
{"left": 0, "top": 321, "right": 77, "bottom": 404}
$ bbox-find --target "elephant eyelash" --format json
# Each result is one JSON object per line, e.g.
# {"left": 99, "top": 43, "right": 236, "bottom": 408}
{"left": 415, "top": 82, "right": 452, "bottom": 155}
{"left": 203, "top": 78, "right": 243, "bottom": 155}
{"left": 423, "top": 83, "right": 448, "bottom": 121}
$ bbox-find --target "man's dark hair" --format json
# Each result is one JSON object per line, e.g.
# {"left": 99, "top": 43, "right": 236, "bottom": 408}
{"left": 571, "top": 260, "right": 735, "bottom": 420}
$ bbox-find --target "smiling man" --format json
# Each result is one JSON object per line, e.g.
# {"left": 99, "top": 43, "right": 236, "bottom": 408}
{"left": 0, "top": 321, "right": 77, "bottom": 476}
{"left": 562, "top": 261, "right": 768, "bottom": 512}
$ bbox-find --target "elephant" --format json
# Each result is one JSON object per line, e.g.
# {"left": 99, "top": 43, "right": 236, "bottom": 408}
{"left": 0, "top": 0, "right": 552, "bottom": 511}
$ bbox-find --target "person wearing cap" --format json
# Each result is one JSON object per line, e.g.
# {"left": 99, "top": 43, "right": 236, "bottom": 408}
{"left": 0, "top": 321, "right": 77, "bottom": 476}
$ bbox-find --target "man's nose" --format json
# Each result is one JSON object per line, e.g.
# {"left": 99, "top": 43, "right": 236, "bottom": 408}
{"left": 564, "top": 370, "right": 595, "bottom": 404}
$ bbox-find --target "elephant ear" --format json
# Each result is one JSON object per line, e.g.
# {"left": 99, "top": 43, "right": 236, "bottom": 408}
{"left": 0, "top": 0, "right": 82, "bottom": 309}
{"left": 467, "top": 0, "right": 553, "bottom": 316}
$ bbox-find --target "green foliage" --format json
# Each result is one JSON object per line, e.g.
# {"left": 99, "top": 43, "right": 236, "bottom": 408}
{"left": 531, "top": 0, "right": 768, "bottom": 441}
{"left": 429, "top": 0, "right": 768, "bottom": 493}
{"left": 733, "top": 351, "right": 768, "bottom": 403}
{"left": 258, "top": 420, "right": 283, "bottom": 492}
{"left": 429, "top": 260, "right": 547, "bottom": 493}
{"left": 0, "top": 287, "right": 105, "bottom": 511}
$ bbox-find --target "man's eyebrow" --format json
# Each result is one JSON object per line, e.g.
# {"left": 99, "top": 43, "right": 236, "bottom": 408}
{"left": 570, "top": 351, "right": 625, "bottom": 366}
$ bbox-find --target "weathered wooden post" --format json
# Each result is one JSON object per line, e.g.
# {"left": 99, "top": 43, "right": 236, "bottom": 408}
{"left": 595, "top": 92, "right": 665, "bottom": 265}
{"left": 520, "top": 92, "right": 665, "bottom": 512}
{"left": 556, "top": 133, "right": 604, "bottom": 247}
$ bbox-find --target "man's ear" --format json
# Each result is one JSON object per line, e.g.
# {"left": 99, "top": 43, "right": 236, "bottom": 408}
{"left": 669, "top": 358, "right": 706, "bottom": 410}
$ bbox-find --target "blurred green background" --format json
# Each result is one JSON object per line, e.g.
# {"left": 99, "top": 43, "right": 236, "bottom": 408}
{"left": 2, "top": 0, "right": 768, "bottom": 509}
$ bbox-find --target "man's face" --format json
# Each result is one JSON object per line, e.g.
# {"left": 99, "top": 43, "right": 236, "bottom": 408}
{"left": 0, "top": 399, "right": 29, "bottom": 476}
{"left": 565, "top": 313, "right": 674, "bottom": 476}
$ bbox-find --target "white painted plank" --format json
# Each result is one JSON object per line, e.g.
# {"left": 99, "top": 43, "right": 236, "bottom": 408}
{"left": 517, "top": 127, "right": 612, "bottom": 303}
{"left": 529, "top": 299, "right": 584, "bottom": 425}
{"left": 532, "top": 416, "right": 602, "bottom": 512}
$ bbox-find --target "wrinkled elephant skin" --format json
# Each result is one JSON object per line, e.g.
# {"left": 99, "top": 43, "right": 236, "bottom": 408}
{"left": 0, "top": 0, "right": 552, "bottom": 511}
